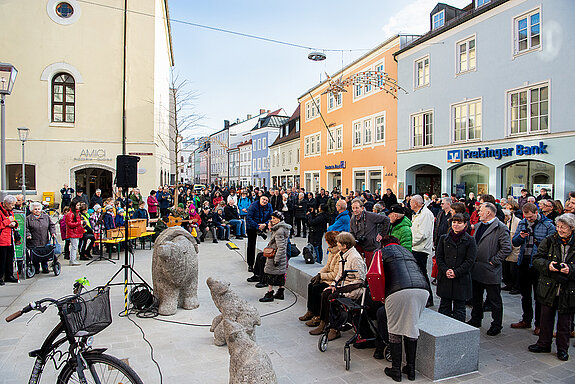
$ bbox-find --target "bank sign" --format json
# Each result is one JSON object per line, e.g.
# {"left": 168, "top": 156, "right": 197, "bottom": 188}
{"left": 447, "top": 141, "right": 548, "bottom": 163}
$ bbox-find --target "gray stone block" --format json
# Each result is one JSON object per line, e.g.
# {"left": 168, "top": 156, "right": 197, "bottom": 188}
{"left": 417, "top": 309, "right": 479, "bottom": 381}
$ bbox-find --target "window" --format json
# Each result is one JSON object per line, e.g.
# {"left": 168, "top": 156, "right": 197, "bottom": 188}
{"left": 376, "top": 61, "right": 385, "bottom": 87}
{"left": 257, "top": 158, "right": 261, "bottom": 170}
{"left": 327, "top": 126, "right": 343, "bottom": 152}
{"left": 412, "top": 111, "right": 433, "bottom": 147}
{"left": 282, "top": 153, "right": 285, "bottom": 166}
{"left": 364, "top": 119, "right": 372, "bottom": 144}
{"left": 263, "top": 138, "right": 266, "bottom": 148}
{"left": 257, "top": 139, "right": 261, "bottom": 150}
{"left": 305, "top": 97, "right": 320, "bottom": 121}
{"left": 433, "top": 10, "right": 445, "bottom": 30}
{"left": 457, "top": 37, "right": 476, "bottom": 74}
{"left": 514, "top": 9, "right": 541, "bottom": 54}
{"left": 375, "top": 115, "right": 385, "bottom": 142}
{"left": 305, "top": 137, "right": 310, "bottom": 156}
{"left": 327, "top": 92, "right": 342, "bottom": 111}
{"left": 304, "top": 133, "right": 321, "bottom": 156}
{"left": 509, "top": 83, "right": 548, "bottom": 135}
{"left": 354, "top": 84, "right": 362, "bottom": 98}
{"left": 288, "top": 150, "right": 292, "bottom": 164}
{"left": 253, "top": 159, "right": 256, "bottom": 170}
{"left": 7, "top": 164, "right": 36, "bottom": 190}
{"left": 453, "top": 99, "right": 482, "bottom": 142}
{"left": 52, "top": 73, "right": 75, "bottom": 123}
{"left": 476, "top": 0, "right": 490, "bottom": 7}
{"left": 353, "top": 122, "right": 362, "bottom": 147}
{"left": 295, "top": 120, "right": 300, "bottom": 132}
{"left": 415, "top": 56, "right": 430, "bottom": 88}
{"left": 56, "top": 2, "right": 74, "bottom": 18}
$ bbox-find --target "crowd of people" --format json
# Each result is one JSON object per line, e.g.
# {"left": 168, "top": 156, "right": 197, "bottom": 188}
{"left": 1, "top": 182, "right": 574, "bottom": 376}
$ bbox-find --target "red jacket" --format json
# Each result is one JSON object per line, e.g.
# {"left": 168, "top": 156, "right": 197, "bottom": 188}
{"left": 65, "top": 211, "right": 85, "bottom": 239}
{"left": 0, "top": 203, "right": 17, "bottom": 246}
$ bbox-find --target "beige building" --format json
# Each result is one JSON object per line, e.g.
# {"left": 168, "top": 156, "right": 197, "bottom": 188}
{"left": 0, "top": 0, "right": 173, "bottom": 203}
{"left": 270, "top": 106, "right": 301, "bottom": 189}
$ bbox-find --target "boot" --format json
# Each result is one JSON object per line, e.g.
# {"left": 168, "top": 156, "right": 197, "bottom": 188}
{"left": 384, "top": 342, "right": 402, "bottom": 382}
{"left": 274, "top": 288, "right": 284, "bottom": 300}
{"left": 299, "top": 311, "right": 314, "bottom": 321}
{"left": 305, "top": 316, "right": 321, "bottom": 327}
{"left": 402, "top": 339, "right": 417, "bottom": 381}
{"left": 259, "top": 290, "right": 274, "bottom": 302}
{"left": 80, "top": 251, "right": 90, "bottom": 261}
{"left": 328, "top": 329, "right": 341, "bottom": 341}
{"left": 309, "top": 321, "right": 326, "bottom": 335}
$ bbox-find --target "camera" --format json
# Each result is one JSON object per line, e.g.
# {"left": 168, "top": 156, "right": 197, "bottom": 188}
{"left": 553, "top": 262, "right": 563, "bottom": 271}
{"left": 257, "top": 229, "right": 267, "bottom": 240}
{"left": 356, "top": 236, "right": 367, "bottom": 245}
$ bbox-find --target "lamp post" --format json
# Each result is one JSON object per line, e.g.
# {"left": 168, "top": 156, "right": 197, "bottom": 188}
{"left": 0, "top": 63, "right": 18, "bottom": 194}
{"left": 18, "top": 127, "right": 29, "bottom": 280}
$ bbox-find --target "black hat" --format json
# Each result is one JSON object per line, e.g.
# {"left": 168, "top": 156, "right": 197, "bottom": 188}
{"left": 271, "top": 211, "right": 284, "bottom": 221}
{"left": 388, "top": 204, "right": 405, "bottom": 215}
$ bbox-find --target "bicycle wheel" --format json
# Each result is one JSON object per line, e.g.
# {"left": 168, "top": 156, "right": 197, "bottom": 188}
{"left": 57, "top": 353, "right": 143, "bottom": 384}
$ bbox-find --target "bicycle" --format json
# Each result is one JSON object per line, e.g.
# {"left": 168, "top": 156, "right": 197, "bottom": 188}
{"left": 5, "top": 282, "right": 143, "bottom": 384}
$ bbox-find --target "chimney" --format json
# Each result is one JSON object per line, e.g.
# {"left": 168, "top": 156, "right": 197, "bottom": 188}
{"left": 247, "top": 114, "right": 252, "bottom": 120}
{"left": 224, "top": 120, "right": 230, "bottom": 128}
{"left": 259, "top": 109, "right": 266, "bottom": 114}
{"left": 236, "top": 118, "right": 240, "bottom": 123}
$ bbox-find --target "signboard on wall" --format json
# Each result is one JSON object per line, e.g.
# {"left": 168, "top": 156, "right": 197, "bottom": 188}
{"left": 533, "top": 184, "right": 553, "bottom": 198}
{"left": 511, "top": 184, "right": 525, "bottom": 199}
{"left": 398, "top": 182, "right": 404, "bottom": 199}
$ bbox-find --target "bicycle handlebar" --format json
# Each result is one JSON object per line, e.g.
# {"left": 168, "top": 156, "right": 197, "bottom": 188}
{"left": 5, "top": 297, "right": 60, "bottom": 323}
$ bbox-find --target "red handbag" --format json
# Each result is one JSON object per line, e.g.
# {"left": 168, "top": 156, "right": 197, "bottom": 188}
{"left": 366, "top": 249, "right": 386, "bottom": 302}
{"left": 431, "top": 256, "right": 438, "bottom": 279}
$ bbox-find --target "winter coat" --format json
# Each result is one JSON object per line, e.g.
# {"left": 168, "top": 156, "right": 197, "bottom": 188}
{"left": 512, "top": 214, "right": 556, "bottom": 267}
{"left": 132, "top": 208, "right": 149, "bottom": 222}
{"left": 282, "top": 199, "right": 294, "bottom": 224}
{"left": 389, "top": 216, "right": 413, "bottom": 251}
{"left": 433, "top": 210, "right": 452, "bottom": 247}
{"left": 307, "top": 197, "right": 317, "bottom": 211}
{"left": 59, "top": 217, "right": 67, "bottom": 240}
{"left": 0, "top": 203, "right": 17, "bottom": 246}
{"left": 326, "top": 197, "right": 338, "bottom": 217}
{"left": 65, "top": 211, "right": 85, "bottom": 239}
{"left": 318, "top": 246, "right": 340, "bottom": 285}
{"left": 294, "top": 198, "right": 308, "bottom": 218}
{"left": 411, "top": 206, "right": 435, "bottom": 255}
{"left": 224, "top": 205, "right": 240, "bottom": 221}
{"left": 350, "top": 210, "right": 390, "bottom": 252}
{"left": 328, "top": 211, "right": 351, "bottom": 232}
{"left": 381, "top": 193, "right": 398, "bottom": 210}
{"left": 212, "top": 196, "right": 224, "bottom": 207}
{"left": 90, "top": 194, "right": 103, "bottom": 209}
{"left": 307, "top": 211, "right": 329, "bottom": 246}
{"left": 237, "top": 197, "right": 251, "bottom": 217}
{"left": 157, "top": 191, "right": 172, "bottom": 209}
{"left": 103, "top": 212, "right": 115, "bottom": 231}
{"left": 147, "top": 195, "right": 158, "bottom": 214}
{"left": 129, "top": 193, "right": 143, "bottom": 209}
{"left": 270, "top": 195, "right": 283, "bottom": 212}
{"left": 436, "top": 231, "right": 477, "bottom": 301}
{"left": 26, "top": 212, "right": 56, "bottom": 248}
{"left": 316, "top": 194, "right": 329, "bottom": 208}
{"left": 505, "top": 215, "right": 521, "bottom": 262}
{"left": 332, "top": 246, "right": 366, "bottom": 300}
{"left": 471, "top": 220, "right": 512, "bottom": 285}
{"left": 264, "top": 221, "right": 291, "bottom": 276}
{"left": 381, "top": 243, "right": 430, "bottom": 298}
{"left": 532, "top": 233, "right": 575, "bottom": 313}
{"left": 246, "top": 200, "right": 273, "bottom": 230}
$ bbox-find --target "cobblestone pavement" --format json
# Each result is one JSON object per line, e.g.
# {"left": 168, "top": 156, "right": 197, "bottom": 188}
{"left": 0, "top": 237, "right": 574, "bottom": 383}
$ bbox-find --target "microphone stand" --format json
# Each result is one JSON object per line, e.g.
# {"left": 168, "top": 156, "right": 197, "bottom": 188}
{"left": 88, "top": 213, "right": 114, "bottom": 265}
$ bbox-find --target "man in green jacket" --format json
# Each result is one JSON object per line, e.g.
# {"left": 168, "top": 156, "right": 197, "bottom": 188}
{"left": 388, "top": 204, "right": 413, "bottom": 251}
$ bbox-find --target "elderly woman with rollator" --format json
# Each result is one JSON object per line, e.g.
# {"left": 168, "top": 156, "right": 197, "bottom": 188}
{"left": 528, "top": 213, "right": 575, "bottom": 362}
{"left": 26, "top": 202, "right": 57, "bottom": 274}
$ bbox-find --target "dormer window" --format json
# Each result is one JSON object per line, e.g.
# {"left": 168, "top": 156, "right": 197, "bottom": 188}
{"left": 475, "top": 0, "right": 490, "bottom": 7}
{"left": 432, "top": 10, "right": 445, "bottom": 29}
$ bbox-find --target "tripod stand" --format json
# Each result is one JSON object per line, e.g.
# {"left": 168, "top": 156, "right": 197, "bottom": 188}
{"left": 105, "top": 188, "right": 152, "bottom": 314}
{"left": 88, "top": 214, "right": 115, "bottom": 265}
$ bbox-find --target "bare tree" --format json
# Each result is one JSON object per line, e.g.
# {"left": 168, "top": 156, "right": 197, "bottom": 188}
{"left": 156, "top": 70, "right": 204, "bottom": 209}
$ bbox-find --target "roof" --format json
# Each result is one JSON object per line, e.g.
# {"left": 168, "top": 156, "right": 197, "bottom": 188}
{"left": 394, "top": 0, "right": 508, "bottom": 57}
{"left": 269, "top": 107, "right": 300, "bottom": 148}
{"left": 237, "top": 139, "right": 252, "bottom": 147}
{"left": 251, "top": 114, "right": 290, "bottom": 131}
{"left": 288, "top": 104, "right": 300, "bottom": 122}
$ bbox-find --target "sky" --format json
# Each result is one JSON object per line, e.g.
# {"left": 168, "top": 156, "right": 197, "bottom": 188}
{"left": 168, "top": 0, "right": 471, "bottom": 138}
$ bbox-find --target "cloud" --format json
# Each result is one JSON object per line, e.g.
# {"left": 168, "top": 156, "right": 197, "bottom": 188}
{"left": 382, "top": 0, "right": 472, "bottom": 37}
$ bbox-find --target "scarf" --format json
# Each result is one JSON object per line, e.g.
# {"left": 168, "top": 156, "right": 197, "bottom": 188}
{"left": 448, "top": 228, "right": 466, "bottom": 243}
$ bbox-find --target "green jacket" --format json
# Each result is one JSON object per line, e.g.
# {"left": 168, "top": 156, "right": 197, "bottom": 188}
{"left": 153, "top": 220, "right": 168, "bottom": 240}
{"left": 389, "top": 216, "right": 413, "bottom": 252}
{"left": 327, "top": 198, "right": 338, "bottom": 216}
{"left": 532, "top": 233, "right": 575, "bottom": 313}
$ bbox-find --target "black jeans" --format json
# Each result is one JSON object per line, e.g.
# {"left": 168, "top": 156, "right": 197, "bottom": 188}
{"left": 412, "top": 251, "right": 434, "bottom": 302}
{"left": 294, "top": 217, "right": 307, "bottom": 236}
{"left": 0, "top": 245, "right": 15, "bottom": 280}
{"left": 80, "top": 234, "right": 95, "bottom": 256}
{"left": 518, "top": 262, "right": 541, "bottom": 326}
{"left": 503, "top": 260, "right": 519, "bottom": 290}
{"left": 470, "top": 280, "right": 503, "bottom": 330}
{"left": 307, "top": 282, "right": 328, "bottom": 314}
{"left": 439, "top": 298, "right": 467, "bottom": 322}
{"left": 246, "top": 228, "right": 258, "bottom": 270}
{"left": 536, "top": 300, "right": 571, "bottom": 353}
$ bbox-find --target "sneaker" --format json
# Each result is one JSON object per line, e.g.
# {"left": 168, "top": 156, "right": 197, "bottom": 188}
{"left": 69, "top": 261, "right": 81, "bottom": 266}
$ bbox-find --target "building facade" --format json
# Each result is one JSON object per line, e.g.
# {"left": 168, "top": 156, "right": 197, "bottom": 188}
{"left": 298, "top": 36, "right": 400, "bottom": 194}
{"left": 209, "top": 126, "right": 229, "bottom": 186}
{"left": 1, "top": 0, "right": 173, "bottom": 202}
{"left": 270, "top": 106, "right": 301, "bottom": 189}
{"left": 228, "top": 146, "right": 240, "bottom": 188}
{"left": 238, "top": 139, "right": 252, "bottom": 187}
{"left": 250, "top": 110, "right": 288, "bottom": 188}
{"left": 395, "top": 0, "right": 575, "bottom": 200}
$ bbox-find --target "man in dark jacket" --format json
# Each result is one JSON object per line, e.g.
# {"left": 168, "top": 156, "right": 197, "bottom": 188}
{"left": 157, "top": 187, "right": 172, "bottom": 216}
{"left": 350, "top": 198, "right": 390, "bottom": 267}
{"left": 433, "top": 198, "right": 452, "bottom": 248}
{"left": 294, "top": 193, "right": 308, "bottom": 237}
{"left": 316, "top": 188, "right": 329, "bottom": 208}
{"left": 510, "top": 203, "right": 555, "bottom": 333}
{"left": 246, "top": 196, "right": 272, "bottom": 278}
{"left": 60, "top": 184, "right": 74, "bottom": 211}
{"left": 381, "top": 188, "right": 398, "bottom": 210}
{"left": 468, "top": 202, "right": 512, "bottom": 336}
{"left": 90, "top": 189, "right": 103, "bottom": 209}
{"left": 307, "top": 204, "right": 329, "bottom": 263}
{"left": 269, "top": 189, "right": 283, "bottom": 212}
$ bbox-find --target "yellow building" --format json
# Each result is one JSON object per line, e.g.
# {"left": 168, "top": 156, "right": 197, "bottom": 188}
{"left": 298, "top": 35, "right": 399, "bottom": 195}
{"left": 0, "top": 0, "right": 173, "bottom": 203}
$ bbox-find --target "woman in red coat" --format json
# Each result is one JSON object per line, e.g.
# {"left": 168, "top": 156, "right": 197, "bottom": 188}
{"left": 65, "top": 200, "right": 84, "bottom": 266}
{"left": 0, "top": 195, "right": 19, "bottom": 285}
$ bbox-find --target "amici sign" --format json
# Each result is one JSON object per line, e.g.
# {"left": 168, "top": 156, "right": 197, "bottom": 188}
{"left": 447, "top": 141, "right": 548, "bottom": 163}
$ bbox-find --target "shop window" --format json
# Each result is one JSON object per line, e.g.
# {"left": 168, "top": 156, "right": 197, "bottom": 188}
{"left": 52, "top": 72, "right": 75, "bottom": 123}
{"left": 369, "top": 170, "right": 382, "bottom": 193}
{"left": 354, "top": 171, "right": 366, "bottom": 192}
{"left": 7, "top": 164, "right": 36, "bottom": 190}
{"left": 501, "top": 160, "right": 554, "bottom": 198}
{"left": 452, "top": 163, "right": 489, "bottom": 198}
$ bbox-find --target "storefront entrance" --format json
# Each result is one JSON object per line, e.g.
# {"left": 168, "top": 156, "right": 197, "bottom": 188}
{"left": 408, "top": 165, "right": 441, "bottom": 196}
{"left": 452, "top": 163, "right": 489, "bottom": 198}
{"left": 327, "top": 170, "right": 342, "bottom": 192}
{"left": 75, "top": 168, "right": 113, "bottom": 199}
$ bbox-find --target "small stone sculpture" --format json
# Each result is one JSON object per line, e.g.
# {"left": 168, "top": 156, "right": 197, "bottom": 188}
{"left": 152, "top": 226, "right": 199, "bottom": 316}
{"left": 207, "top": 277, "right": 261, "bottom": 346}
{"left": 224, "top": 319, "right": 277, "bottom": 384}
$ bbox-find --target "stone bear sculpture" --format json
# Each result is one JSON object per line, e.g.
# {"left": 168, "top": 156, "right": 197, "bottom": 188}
{"left": 152, "top": 226, "right": 199, "bottom": 316}
{"left": 223, "top": 319, "right": 277, "bottom": 384}
{"left": 207, "top": 277, "right": 261, "bottom": 346}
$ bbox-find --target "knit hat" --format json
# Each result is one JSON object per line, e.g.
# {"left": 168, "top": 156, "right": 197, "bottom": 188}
{"left": 93, "top": 204, "right": 101, "bottom": 211}
{"left": 388, "top": 204, "right": 405, "bottom": 215}
{"left": 271, "top": 211, "right": 284, "bottom": 221}
{"left": 178, "top": 203, "right": 185, "bottom": 208}
{"left": 105, "top": 205, "right": 114, "bottom": 211}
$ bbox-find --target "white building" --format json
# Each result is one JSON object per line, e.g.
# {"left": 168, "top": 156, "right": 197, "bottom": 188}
{"left": 270, "top": 106, "right": 301, "bottom": 188}
{"left": 238, "top": 139, "right": 252, "bottom": 187}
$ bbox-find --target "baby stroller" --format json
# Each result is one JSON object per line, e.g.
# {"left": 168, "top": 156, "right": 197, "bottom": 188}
{"left": 317, "top": 270, "right": 391, "bottom": 370}
{"left": 26, "top": 240, "right": 61, "bottom": 278}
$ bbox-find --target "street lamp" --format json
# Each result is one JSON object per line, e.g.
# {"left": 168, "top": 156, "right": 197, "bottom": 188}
{"left": 17, "top": 126, "right": 29, "bottom": 280}
{"left": 0, "top": 63, "right": 18, "bottom": 194}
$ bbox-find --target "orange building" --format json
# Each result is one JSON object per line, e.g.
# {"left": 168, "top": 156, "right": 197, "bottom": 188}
{"left": 298, "top": 35, "right": 399, "bottom": 195}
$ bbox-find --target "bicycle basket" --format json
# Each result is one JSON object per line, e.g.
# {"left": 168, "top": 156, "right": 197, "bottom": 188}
{"left": 59, "top": 286, "right": 112, "bottom": 337}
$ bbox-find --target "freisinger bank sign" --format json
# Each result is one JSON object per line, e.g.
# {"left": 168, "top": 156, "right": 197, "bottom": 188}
{"left": 447, "top": 141, "right": 548, "bottom": 163}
